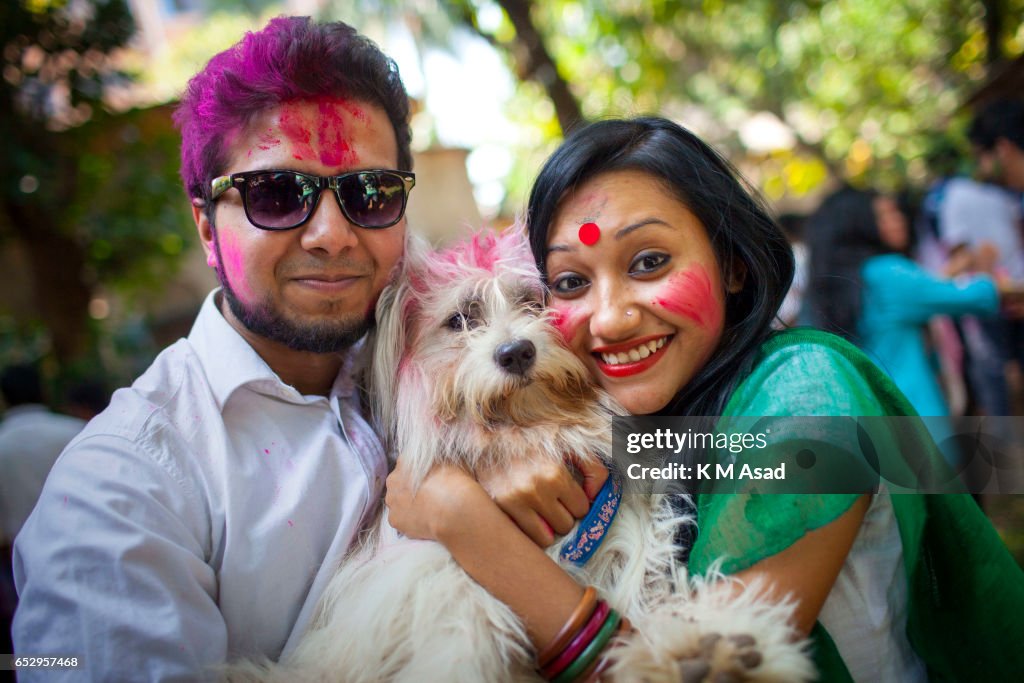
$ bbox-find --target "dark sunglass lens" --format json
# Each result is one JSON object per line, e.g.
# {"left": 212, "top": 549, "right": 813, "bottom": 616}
{"left": 245, "top": 173, "right": 317, "bottom": 228}
{"left": 339, "top": 172, "right": 406, "bottom": 227}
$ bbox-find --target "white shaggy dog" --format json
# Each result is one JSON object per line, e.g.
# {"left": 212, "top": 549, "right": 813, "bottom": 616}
{"left": 225, "top": 230, "right": 814, "bottom": 683}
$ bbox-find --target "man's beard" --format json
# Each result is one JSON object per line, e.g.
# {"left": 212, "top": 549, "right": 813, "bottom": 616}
{"left": 213, "top": 233, "right": 372, "bottom": 353}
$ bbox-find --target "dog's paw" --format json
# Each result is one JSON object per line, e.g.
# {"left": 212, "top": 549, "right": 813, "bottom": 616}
{"left": 606, "top": 626, "right": 776, "bottom": 683}
{"left": 676, "top": 632, "right": 764, "bottom": 683}
{"left": 603, "top": 577, "right": 815, "bottom": 683}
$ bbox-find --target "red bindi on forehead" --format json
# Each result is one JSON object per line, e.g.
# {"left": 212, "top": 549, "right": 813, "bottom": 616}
{"left": 578, "top": 222, "right": 601, "bottom": 246}
{"left": 652, "top": 266, "right": 723, "bottom": 331}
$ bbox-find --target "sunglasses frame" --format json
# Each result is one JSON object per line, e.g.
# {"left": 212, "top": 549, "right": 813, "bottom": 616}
{"left": 209, "top": 169, "right": 416, "bottom": 230}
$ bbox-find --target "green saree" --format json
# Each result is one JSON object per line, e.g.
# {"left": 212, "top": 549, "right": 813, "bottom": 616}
{"left": 686, "top": 328, "right": 1024, "bottom": 681}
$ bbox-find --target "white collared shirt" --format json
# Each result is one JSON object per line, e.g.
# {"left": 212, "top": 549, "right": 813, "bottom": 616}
{"left": 12, "top": 290, "right": 388, "bottom": 682}
{"left": 939, "top": 177, "right": 1024, "bottom": 280}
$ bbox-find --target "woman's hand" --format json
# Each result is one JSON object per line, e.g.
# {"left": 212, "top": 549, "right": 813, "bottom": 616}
{"left": 385, "top": 459, "right": 496, "bottom": 542}
{"left": 386, "top": 457, "right": 589, "bottom": 647}
{"left": 476, "top": 456, "right": 608, "bottom": 547}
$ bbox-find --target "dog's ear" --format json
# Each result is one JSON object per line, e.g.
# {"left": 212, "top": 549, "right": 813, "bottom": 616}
{"left": 369, "top": 234, "right": 429, "bottom": 445}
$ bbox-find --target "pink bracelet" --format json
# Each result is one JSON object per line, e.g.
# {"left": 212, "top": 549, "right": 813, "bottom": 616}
{"left": 538, "top": 586, "right": 598, "bottom": 668}
{"left": 541, "top": 601, "right": 610, "bottom": 678}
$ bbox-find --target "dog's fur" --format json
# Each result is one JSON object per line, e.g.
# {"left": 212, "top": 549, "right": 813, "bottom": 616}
{"left": 225, "top": 230, "right": 814, "bottom": 682}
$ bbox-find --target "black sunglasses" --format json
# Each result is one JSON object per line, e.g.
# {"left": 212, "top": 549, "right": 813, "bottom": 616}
{"left": 209, "top": 169, "right": 416, "bottom": 230}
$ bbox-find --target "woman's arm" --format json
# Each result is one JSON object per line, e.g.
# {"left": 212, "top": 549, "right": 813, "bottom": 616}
{"left": 867, "top": 256, "right": 999, "bottom": 323}
{"left": 388, "top": 459, "right": 871, "bottom": 644}
{"left": 731, "top": 494, "right": 871, "bottom": 636}
{"left": 385, "top": 460, "right": 586, "bottom": 647}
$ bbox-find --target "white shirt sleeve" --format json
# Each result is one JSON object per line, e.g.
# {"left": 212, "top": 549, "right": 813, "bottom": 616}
{"left": 938, "top": 183, "right": 975, "bottom": 250}
{"left": 12, "top": 433, "right": 226, "bottom": 682}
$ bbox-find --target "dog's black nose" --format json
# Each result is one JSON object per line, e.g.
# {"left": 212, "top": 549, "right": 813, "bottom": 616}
{"left": 495, "top": 339, "right": 536, "bottom": 376}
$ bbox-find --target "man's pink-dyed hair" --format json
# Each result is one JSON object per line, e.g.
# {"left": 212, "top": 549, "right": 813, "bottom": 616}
{"left": 173, "top": 16, "right": 412, "bottom": 202}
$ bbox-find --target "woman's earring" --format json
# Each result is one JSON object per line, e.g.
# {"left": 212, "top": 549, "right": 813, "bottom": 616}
{"left": 625, "top": 308, "right": 635, "bottom": 317}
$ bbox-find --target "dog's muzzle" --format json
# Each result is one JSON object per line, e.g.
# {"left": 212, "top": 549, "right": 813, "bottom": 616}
{"left": 494, "top": 339, "right": 536, "bottom": 376}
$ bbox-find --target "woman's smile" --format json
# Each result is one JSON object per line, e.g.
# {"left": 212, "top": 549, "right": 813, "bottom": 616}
{"left": 592, "top": 334, "right": 673, "bottom": 377}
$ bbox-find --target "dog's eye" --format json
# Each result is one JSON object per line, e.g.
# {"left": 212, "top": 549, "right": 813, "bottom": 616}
{"left": 522, "top": 299, "right": 545, "bottom": 316}
{"left": 446, "top": 312, "right": 467, "bottom": 330}
{"left": 445, "top": 311, "right": 481, "bottom": 330}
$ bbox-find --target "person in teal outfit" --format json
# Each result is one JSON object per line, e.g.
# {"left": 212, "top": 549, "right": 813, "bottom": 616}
{"left": 385, "top": 117, "right": 1024, "bottom": 681}
{"left": 805, "top": 186, "right": 1002, "bottom": 425}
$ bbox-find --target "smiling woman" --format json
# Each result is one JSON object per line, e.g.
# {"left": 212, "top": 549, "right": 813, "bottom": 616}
{"left": 543, "top": 169, "right": 733, "bottom": 415}
{"left": 520, "top": 116, "right": 1024, "bottom": 681}
{"left": 383, "top": 117, "right": 1024, "bottom": 683}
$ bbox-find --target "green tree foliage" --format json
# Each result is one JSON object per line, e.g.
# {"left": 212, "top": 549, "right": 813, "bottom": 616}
{"left": 0, "top": 1, "right": 192, "bottom": 369}
{"left": 440, "top": 0, "right": 1023, "bottom": 201}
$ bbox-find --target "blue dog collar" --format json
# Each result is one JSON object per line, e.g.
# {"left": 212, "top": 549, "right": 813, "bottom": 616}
{"left": 559, "top": 474, "right": 622, "bottom": 567}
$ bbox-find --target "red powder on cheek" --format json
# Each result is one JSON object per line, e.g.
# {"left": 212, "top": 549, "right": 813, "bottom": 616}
{"left": 652, "top": 267, "right": 723, "bottom": 330}
{"left": 217, "top": 229, "right": 256, "bottom": 302}
{"left": 549, "top": 304, "right": 587, "bottom": 344}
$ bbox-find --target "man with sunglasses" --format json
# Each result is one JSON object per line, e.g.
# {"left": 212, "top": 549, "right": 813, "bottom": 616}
{"left": 12, "top": 17, "right": 414, "bottom": 681}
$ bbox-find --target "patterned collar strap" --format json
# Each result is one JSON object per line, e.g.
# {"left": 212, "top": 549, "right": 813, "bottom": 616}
{"left": 559, "top": 474, "right": 622, "bottom": 567}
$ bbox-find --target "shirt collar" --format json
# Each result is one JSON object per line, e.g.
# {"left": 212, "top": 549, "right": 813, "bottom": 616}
{"left": 188, "top": 289, "right": 367, "bottom": 409}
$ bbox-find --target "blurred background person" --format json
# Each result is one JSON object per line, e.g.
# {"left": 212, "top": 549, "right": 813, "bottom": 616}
{"left": 936, "top": 98, "right": 1024, "bottom": 418}
{"left": 0, "top": 363, "right": 86, "bottom": 660}
{"left": 61, "top": 377, "right": 112, "bottom": 422}
{"left": 912, "top": 143, "right": 974, "bottom": 418}
{"left": 804, "top": 186, "right": 1008, "bottom": 453}
{"left": 775, "top": 212, "right": 809, "bottom": 328}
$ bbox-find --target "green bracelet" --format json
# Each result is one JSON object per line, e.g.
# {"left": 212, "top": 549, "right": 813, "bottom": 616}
{"left": 551, "top": 609, "right": 622, "bottom": 683}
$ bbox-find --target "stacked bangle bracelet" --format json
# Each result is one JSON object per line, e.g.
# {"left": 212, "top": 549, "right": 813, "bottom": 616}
{"left": 537, "top": 587, "right": 632, "bottom": 683}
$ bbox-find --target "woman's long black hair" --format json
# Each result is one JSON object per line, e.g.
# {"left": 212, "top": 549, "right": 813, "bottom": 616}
{"left": 803, "top": 186, "right": 890, "bottom": 342}
{"left": 526, "top": 117, "right": 794, "bottom": 418}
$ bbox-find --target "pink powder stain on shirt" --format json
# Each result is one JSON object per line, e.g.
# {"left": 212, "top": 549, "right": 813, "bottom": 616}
{"left": 288, "top": 520, "right": 294, "bottom": 527}
{"left": 549, "top": 304, "right": 587, "bottom": 344}
{"left": 216, "top": 228, "right": 255, "bottom": 303}
{"left": 264, "top": 448, "right": 270, "bottom": 455}
{"left": 652, "top": 267, "right": 723, "bottom": 330}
